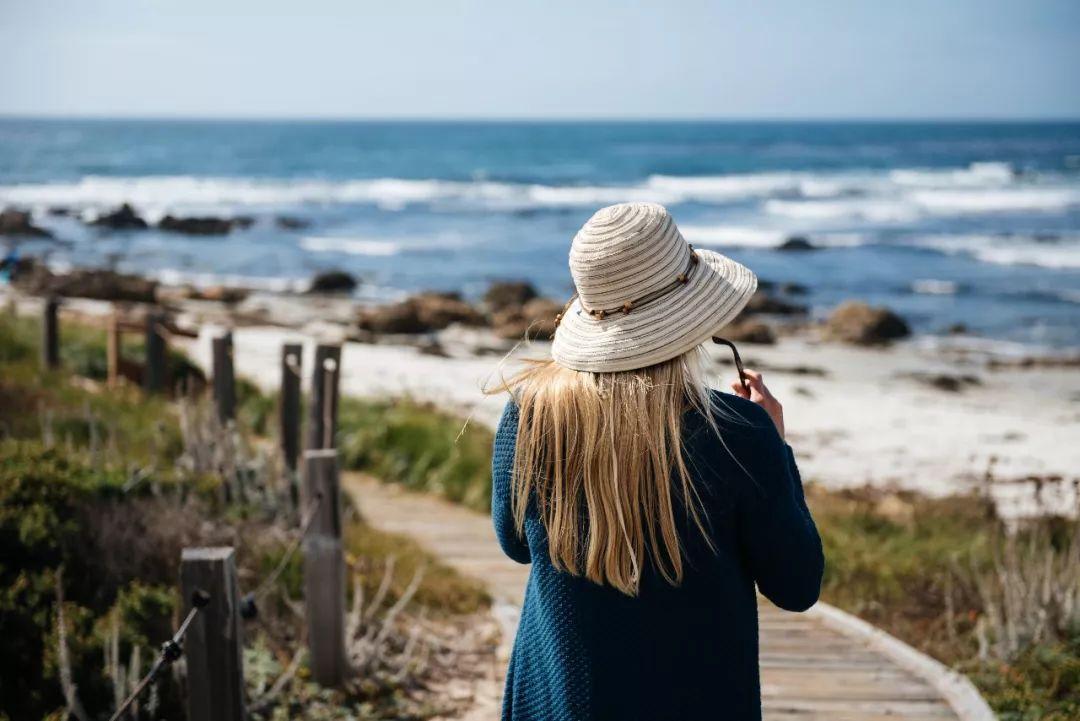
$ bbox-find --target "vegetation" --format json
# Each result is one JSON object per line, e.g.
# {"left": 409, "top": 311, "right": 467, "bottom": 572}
{"left": 0, "top": 311, "right": 490, "bottom": 721}
{"left": 338, "top": 398, "right": 494, "bottom": 513}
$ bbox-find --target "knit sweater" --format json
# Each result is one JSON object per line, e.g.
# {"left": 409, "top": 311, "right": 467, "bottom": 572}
{"left": 492, "top": 391, "right": 824, "bottom": 721}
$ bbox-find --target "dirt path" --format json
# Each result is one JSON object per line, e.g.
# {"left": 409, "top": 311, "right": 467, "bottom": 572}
{"left": 343, "top": 472, "right": 991, "bottom": 721}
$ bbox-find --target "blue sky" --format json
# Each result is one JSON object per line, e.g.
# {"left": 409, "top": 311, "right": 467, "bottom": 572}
{"left": 1, "top": 0, "right": 1078, "bottom": 119}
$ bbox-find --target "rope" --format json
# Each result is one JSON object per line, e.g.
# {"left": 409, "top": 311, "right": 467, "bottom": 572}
{"left": 107, "top": 590, "right": 210, "bottom": 721}
{"left": 239, "top": 493, "right": 324, "bottom": 620}
{"left": 250, "top": 494, "right": 323, "bottom": 601}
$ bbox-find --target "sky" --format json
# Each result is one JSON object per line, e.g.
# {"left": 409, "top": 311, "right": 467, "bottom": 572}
{"left": 1, "top": 0, "right": 1078, "bottom": 120}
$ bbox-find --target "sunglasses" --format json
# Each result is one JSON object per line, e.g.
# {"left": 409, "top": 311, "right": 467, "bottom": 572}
{"left": 712, "top": 337, "right": 750, "bottom": 397}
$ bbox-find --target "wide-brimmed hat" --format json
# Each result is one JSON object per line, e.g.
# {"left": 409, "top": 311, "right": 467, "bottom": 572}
{"left": 551, "top": 202, "right": 757, "bottom": 373}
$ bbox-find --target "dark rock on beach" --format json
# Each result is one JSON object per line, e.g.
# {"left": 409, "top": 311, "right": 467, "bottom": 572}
{"left": 491, "top": 297, "right": 563, "bottom": 341}
{"left": 275, "top": 215, "right": 311, "bottom": 230}
{"left": 306, "top": 270, "right": 358, "bottom": 294}
{"left": 741, "top": 289, "right": 808, "bottom": 317}
{"left": 158, "top": 214, "right": 254, "bottom": 235}
{"left": 901, "top": 372, "right": 982, "bottom": 393}
{"left": 483, "top": 280, "right": 539, "bottom": 312}
{"left": 778, "top": 236, "right": 817, "bottom": 251}
{"left": 357, "top": 292, "right": 485, "bottom": 334}
{"left": 16, "top": 265, "right": 157, "bottom": 303}
{"left": 823, "top": 301, "right": 911, "bottom": 346}
{"left": 0, "top": 209, "right": 52, "bottom": 238}
{"left": 89, "top": 203, "right": 148, "bottom": 230}
{"left": 723, "top": 320, "right": 777, "bottom": 345}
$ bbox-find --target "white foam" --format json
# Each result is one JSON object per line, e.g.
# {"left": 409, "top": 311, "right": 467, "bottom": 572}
{"left": 765, "top": 198, "right": 920, "bottom": 223}
{"left": 912, "top": 234, "right": 1080, "bottom": 269}
{"left": 909, "top": 187, "right": 1080, "bottom": 214}
{"left": 890, "top": 161, "right": 1014, "bottom": 188}
{"left": 300, "top": 236, "right": 400, "bottom": 256}
{"left": 912, "top": 279, "right": 959, "bottom": 295}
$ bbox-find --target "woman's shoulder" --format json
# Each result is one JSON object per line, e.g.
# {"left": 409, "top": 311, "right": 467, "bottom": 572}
{"left": 695, "top": 389, "right": 776, "bottom": 436}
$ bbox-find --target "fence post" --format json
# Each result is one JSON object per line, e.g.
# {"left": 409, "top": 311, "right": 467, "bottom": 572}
{"left": 302, "top": 449, "right": 347, "bottom": 686}
{"left": 180, "top": 547, "right": 245, "bottom": 721}
{"left": 280, "top": 343, "right": 303, "bottom": 511}
{"left": 42, "top": 296, "right": 60, "bottom": 369}
{"left": 144, "top": 311, "right": 167, "bottom": 394}
{"left": 306, "top": 344, "right": 341, "bottom": 451}
{"left": 106, "top": 308, "right": 120, "bottom": 388}
{"left": 212, "top": 332, "right": 236, "bottom": 424}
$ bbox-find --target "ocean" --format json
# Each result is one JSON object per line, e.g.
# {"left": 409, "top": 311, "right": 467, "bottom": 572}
{"left": 1, "top": 119, "right": 1079, "bottom": 349}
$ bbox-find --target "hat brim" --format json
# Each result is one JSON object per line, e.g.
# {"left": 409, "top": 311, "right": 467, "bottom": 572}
{"left": 551, "top": 248, "right": 758, "bottom": 373}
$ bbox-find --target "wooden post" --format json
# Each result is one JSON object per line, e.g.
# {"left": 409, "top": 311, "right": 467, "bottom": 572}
{"left": 280, "top": 343, "right": 303, "bottom": 510}
{"left": 144, "top": 311, "right": 167, "bottom": 394}
{"left": 106, "top": 309, "right": 120, "bottom": 388}
{"left": 212, "top": 332, "right": 236, "bottom": 424}
{"left": 42, "top": 296, "right": 59, "bottom": 369}
{"left": 306, "top": 344, "right": 341, "bottom": 451}
{"left": 180, "top": 547, "right": 245, "bottom": 721}
{"left": 302, "top": 449, "right": 346, "bottom": 686}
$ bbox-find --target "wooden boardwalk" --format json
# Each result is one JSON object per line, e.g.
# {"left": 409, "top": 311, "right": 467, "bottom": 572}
{"left": 344, "top": 473, "right": 985, "bottom": 721}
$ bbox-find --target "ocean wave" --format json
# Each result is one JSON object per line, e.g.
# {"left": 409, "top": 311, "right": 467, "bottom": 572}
{"left": 911, "top": 234, "right": 1080, "bottom": 269}
{"left": 0, "top": 165, "right": 1077, "bottom": 219}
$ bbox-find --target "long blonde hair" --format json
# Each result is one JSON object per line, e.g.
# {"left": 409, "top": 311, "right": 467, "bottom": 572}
{"left": 496, "top": 349, "right": 716, "bottom": 596}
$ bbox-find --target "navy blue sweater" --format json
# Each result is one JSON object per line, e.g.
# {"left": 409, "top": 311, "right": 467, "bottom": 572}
{"left": 492, "top": 391, "right": 824, "bottom": 721}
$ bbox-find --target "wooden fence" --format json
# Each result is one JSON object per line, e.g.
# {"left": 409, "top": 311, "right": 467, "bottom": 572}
{"left": 43, "top": 300, "right": 346, "bottom": 721}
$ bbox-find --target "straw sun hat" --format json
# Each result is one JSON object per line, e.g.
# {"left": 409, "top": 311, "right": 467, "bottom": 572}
{"left": 551, "top": 202, "right": 758, "bottom": 373}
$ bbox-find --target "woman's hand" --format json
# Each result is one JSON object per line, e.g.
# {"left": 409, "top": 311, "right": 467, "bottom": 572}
{"left": 730, "top": 369, "right": 785, "bottom": 439}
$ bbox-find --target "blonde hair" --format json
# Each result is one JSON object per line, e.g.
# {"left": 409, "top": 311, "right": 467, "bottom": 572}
{"left": 494, "top": 349, "right": 716, "bottom": 596}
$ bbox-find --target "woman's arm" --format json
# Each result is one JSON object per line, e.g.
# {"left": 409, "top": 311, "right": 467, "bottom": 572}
{"left": 731, "top": 373, "right": 824, "bottom": 611}
{"left": 492, "top": 401, "right": 532, "bottom": 564}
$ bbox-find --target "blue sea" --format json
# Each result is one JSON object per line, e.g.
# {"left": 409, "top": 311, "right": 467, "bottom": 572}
{"left": 1, "top": 119, "right": 1079, "bottom": 349}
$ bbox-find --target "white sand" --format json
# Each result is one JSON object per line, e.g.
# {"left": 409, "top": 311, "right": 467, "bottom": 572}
{"left": 175, "top": 320, "right": 1080, "bottom": 516}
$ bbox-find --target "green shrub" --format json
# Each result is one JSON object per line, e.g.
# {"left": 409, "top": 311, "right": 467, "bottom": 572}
{"left": 338, "top": 398, "right": 493, "bottom": 512}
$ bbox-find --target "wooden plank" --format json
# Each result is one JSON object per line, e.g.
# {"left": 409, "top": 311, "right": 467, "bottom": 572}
{"left": 180, "top": 547, "right": 245, "bottom": 721}
{"left": 302, "top": 449, "right": 347, "bottom": 686}
{"left": 41, "top": 296, "right": 59, "bottom": 369}
{"left": 212, "top": 332, "right": 236, "bottom": 424}
{"left": 306, "top": 344, "right": 341, "bottom": 451}
{"left": 144, "top": 311, "right": 167, "bottom": 393}
{"left": 280, "top": 343, "right": 302, "bottom": 511}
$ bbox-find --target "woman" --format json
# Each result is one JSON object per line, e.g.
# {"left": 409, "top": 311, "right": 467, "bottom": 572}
{"left": 492, "top": 202, "right": 824, "bottom": 721}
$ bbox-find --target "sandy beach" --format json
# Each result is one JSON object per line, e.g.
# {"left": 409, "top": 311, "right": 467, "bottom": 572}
{"left": 165, "top": 290, "right": 1079, "bottom": 519}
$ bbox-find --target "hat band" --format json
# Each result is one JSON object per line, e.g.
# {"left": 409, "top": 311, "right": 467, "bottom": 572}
{"left": 556, "top": 246, "right": 700, "bottom": 325}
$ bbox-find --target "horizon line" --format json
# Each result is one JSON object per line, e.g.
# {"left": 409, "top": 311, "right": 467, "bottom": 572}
{"left": 2, "top": 112, "right": 1079, "bottom": 124}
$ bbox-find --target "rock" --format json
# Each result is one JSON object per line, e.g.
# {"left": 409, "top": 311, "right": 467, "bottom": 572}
{"left": 945, "top": 322, "right": 968, "bottom": 335}
{"left": 483, "top": 280, "right": 539, "bottom": 312}
{"left": 778, "top": 236, "right": 817, "bottom": 251}
{"left": 0, "top": 209, "right": 52, "bottom": 238}
{"left": 19, "top": 268, "right": 157, "bottom": 302}
{"left": 779, "top": 282, "right": 809, "bottom": 295}
{"left": 491, "top": 297, "right": 563, "bottom": 340}
{"left": 158, "top": 214, "right": 253, "bottom": 235}
{"left": 741, "top": 290, "right": 808, "bottom": 317}
{"left": 902, "top": 372, "right": 982, "bottom": 393}
{"left": 723, "top": 320, "right": 776, "bottom": 345}
{"left": 48, "top": 206, "right": 72, "bottom": 217}
{"left": 306, "top": 270, "right": 358, "bottom": 294}
{"left": 823, "top": 301, "right": 911, "bottom": 346}
{"left": 357, "top": 292, "right": 485, "bottom": 334}
{"left": 275, "top": 215, "right": 311, "bottom": 230}
{"left": 89, "top": 203, "right": 148, "bottom": 230}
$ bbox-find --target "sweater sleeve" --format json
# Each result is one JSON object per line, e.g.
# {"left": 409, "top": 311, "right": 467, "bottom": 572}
{"left": 735, "top": 410, "right": 824, "bottom": 612}
{"left": 491, "top": 400, "right": 531, "bottom": 564}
